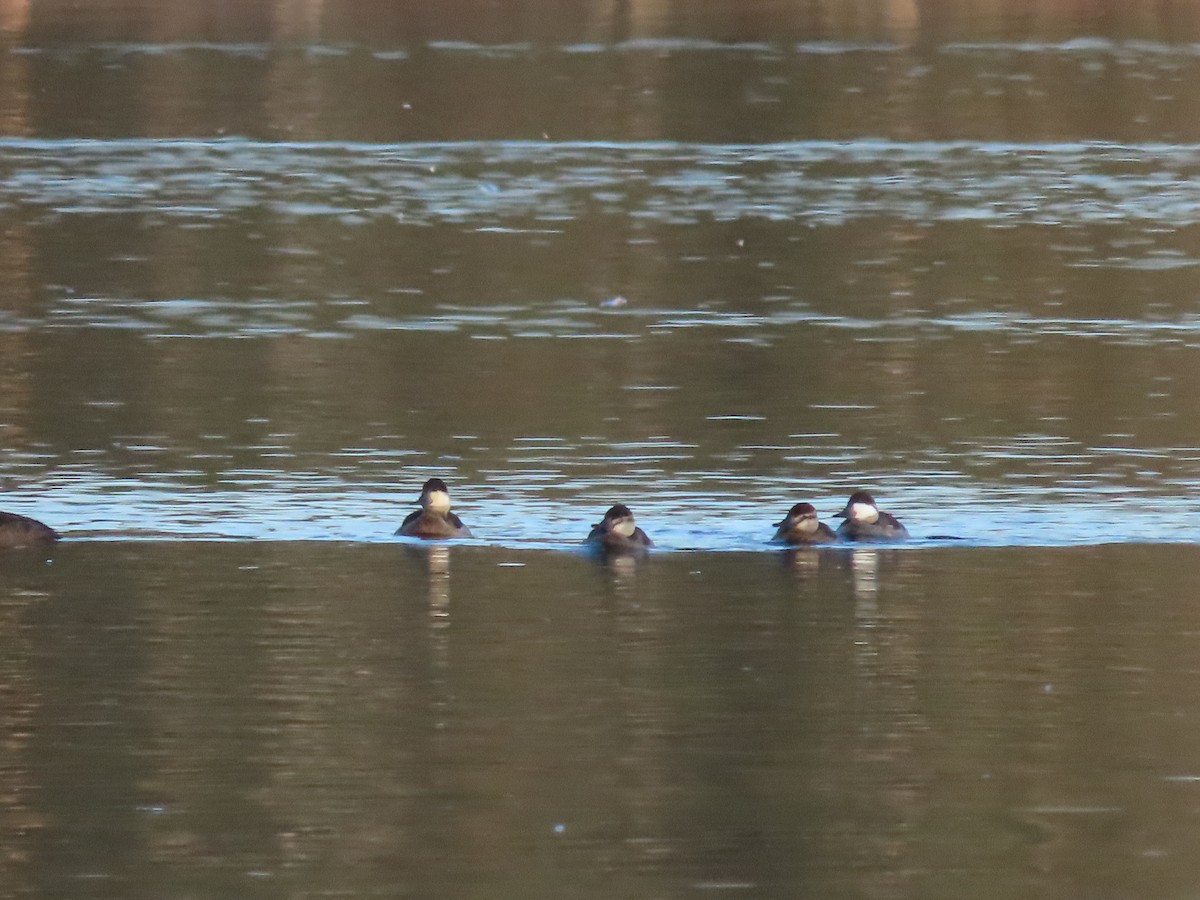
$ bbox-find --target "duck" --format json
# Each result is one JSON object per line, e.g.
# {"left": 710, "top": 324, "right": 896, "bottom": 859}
{"left": 771, "top": 502, "right": 837, "bottom": 545}
{"left": 834, "top": 491, "right": 909, "bottom": 541}
{"left": 585, "top": 504, "right": 652, "bottom": 553}
{"left": 396, "top": 478, "right": 472, "bottom": 539}
{"left": 0, "top": 510, "right": 60, "bottom": 549}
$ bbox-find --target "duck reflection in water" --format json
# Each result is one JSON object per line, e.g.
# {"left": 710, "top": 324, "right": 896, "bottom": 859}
{"left": 0, "top": 510, "right": 59, "bottom": 550}
{"left": 396, "top": 478, "right": 472, "bottom": 539}
{"left": 420, "top": 543, "right": 452, "bottom": 623}
{"left": 779, "top": 545, "right": 827, "bottom": 581}
{"left": 850, "top": 546, "right": 880, "bottom": 603}
{"left": 584, "top": 504, "right": 652, "bottom": 556}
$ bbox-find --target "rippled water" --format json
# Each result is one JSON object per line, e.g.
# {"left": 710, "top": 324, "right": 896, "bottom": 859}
{"left": 4, "top": 128, "right": 1200, "bottom": 545}
{"left": 6, "top": 6, "right": 1200, "bottom": 894}
{"left": 5, "top": 137, "right": 1200, "bottom": 230}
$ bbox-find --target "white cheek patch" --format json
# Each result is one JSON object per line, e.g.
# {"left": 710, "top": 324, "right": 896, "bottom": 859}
{"left": 850, "top": 502, "right": 878, "bottom": 524}
{"left": 425, "top": 490, "right": 452, "bottom": 513}
{"left": 612, "top": 517, "right": 636, "bottom": 537}
{"left": 797, "top": 516, "right": 817, "bottom": 533}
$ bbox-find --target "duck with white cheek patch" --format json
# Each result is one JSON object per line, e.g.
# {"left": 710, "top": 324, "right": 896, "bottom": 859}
{"left": 396, "top": 478, "right": 473, "bottom": 539}
{"left": 585, "top": 504, "right": 653, "bottom": 553}
{"left": 834, "top": 491, "right": 909, "bottom": 542}
{"left": 771, "top": 502, "right": 838, "bottom": 545}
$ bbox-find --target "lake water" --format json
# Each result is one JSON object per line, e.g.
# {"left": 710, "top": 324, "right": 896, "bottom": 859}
{"left": 4, "top": 1, "right": 1200, "bottom": 896}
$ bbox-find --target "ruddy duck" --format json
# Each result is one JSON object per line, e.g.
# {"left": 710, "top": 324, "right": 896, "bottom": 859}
{"left": 585, "top": 504, "right": 652, "bottom": 553}
{"left": 834, "top": 491, "right": 909, "bottom": 541}
{"left": 396, "top": 478, "right": 472, "bottom": 539}
{"left": 0, "top": 510, "right": 59, "bottom": 549}
{"left": 771, "top": 502, "right": 837, "bottom": 545}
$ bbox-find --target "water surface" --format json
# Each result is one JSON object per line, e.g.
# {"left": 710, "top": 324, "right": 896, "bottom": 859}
{"left": 3, "top": 2, "right": 1200, "bottom": 897}
{"left": 4, "top": 132, "right": 1200, "bottom": 545}
{"left": 4, "top": 541, "right": 1200, "bottom": 897}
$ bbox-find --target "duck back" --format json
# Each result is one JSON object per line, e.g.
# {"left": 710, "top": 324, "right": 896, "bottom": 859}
{"left": 0, "top": 511, "right": 59, "bottom": 549}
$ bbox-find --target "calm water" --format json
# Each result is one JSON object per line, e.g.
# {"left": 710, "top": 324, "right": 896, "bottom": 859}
{"left": 4, "top": 0, "right": 1200, "bottom": 896}
{"left": 6, "top": 541, "right": 1200, "bottom": 898}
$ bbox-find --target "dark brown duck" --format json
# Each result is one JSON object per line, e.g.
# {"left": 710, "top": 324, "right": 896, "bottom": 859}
{"left": 0, "top": 511, "right": 59, "bottom": 549}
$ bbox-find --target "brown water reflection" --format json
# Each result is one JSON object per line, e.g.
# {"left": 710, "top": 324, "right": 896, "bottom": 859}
{"left": 1, "top": 542, "right": 1200, "bottom": 896}
{"left": 0, "top": 0, "right": 1197, "bottom": 142}
{"left": 13, "top": 0, "right": 1200, "bottom": 44}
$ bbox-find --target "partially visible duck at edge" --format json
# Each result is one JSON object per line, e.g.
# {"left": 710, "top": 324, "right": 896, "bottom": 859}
{"left": 396, "top": 478, "right": 472, "bottom": 539}
{"left": 585, "top": 504, "right": 652, "bottom": 553}
{"left": 771, "top": 502, "right": 837, "bottom": 545}
{"left": 834, "top": 491, "right": 909, "bottom": 542}
{"left": 0, "top": 510, "right": 60, "bottom": 550}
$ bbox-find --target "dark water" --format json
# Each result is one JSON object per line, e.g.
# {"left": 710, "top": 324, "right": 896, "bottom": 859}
{"left": 6, "top": 541, "right": 1200, "bottom": 898}
{"left": 4, "top": 1, "right": 1200, "bottom": 896}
